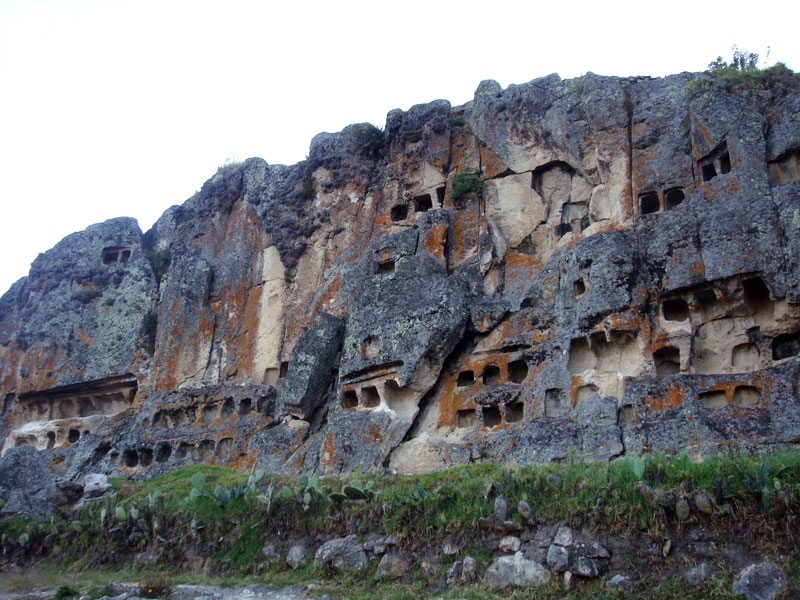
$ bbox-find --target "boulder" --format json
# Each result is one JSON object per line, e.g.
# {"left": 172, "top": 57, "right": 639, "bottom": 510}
{"left": 732, "top": 563, "right": 786, "bottom": 600}
{"left": 375, "top": 552, "right": 410, "bottom": 579}
{"left": 485, "top": 551, "right": 551, "bottom": 588}
{"left": 286, "top": 544, "right": 308, "bottom": 570}
{"left": 547, "top": 544, "right": 571, "bottom": 572}
{"left": 461, "top": 556, "right": 477, "bottom": 583}
{"left": 314, "top": 537, "right": 367, "bottom": 573}
{"left": 0, "top": 446, "right": 64, "bottom": 518}
{"left": 686, "top": 562, "right": 714, "bottom": 586}
{"left": 499, "top": 535, "right": 521, "bottom": 553}
{"left": 494, "top": 496, "right": 508, "bottom": 522}
{"left": 278, "top": 312, "right": 344, "bottom": 419}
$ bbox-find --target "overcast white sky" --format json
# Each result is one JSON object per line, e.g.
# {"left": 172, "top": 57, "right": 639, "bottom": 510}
{"left": 0, "top": 0, "right": 797, "bottom": 295}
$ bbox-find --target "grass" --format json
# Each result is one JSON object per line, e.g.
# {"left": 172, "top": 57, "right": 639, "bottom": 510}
{"left": 0, "top": 565, "right": 748, "bottom": 599}
{"left": 1, "top": 452, "right": 798, "bottom": 598}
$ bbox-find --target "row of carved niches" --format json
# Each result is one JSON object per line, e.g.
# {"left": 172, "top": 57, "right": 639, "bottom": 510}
{"left": 6, "top": 375, "right": 137, "bottom": 429}
{"left": 104, "top": 437, "right": 237, "bottom": 470}
{"left": 150, "top": 396, "right": 267, "bottom": 429}
{"left": 389, "top": 188, "right": 445, "bottom": 223}
{"left": 654, "top": 274, "right": 800, "bottom": 377}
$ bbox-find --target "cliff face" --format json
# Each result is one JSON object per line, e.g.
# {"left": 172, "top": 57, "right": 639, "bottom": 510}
{"left": 2, "top": 69, "right": 800, "bottom": 479}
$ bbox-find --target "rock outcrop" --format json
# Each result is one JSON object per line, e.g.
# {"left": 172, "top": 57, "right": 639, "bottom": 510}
{"left": 1, "top": 67, "right": 800, "bottom": 482}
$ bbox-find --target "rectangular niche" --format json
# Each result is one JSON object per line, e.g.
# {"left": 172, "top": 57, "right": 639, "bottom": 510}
{"left": 457, "top": 408, "right": 477, "bottom": 428}
{"left": 482, "top": 405, "right": 502, "bottom": 427}
{"left": 505, "top": 401, "right": 524, "bottom": 423}
{"left": 698, "top": 141, "right": 731, "bottom": 183}
{"left": 102, "top": 246, "right": 132, "bottom": 265}
{"left": 545, "top": 389, "right": 567, "bottom": 417}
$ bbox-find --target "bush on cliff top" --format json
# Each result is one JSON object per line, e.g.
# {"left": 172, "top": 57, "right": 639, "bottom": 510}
{"left": 697, "top": 45, "right": 795, "bottom": 94}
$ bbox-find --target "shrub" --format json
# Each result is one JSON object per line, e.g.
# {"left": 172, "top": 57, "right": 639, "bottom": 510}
{"left": 449, "top": 113, "right": 467, "bottom": 128}
{"left": 296, "top": 177, "right": 316, "bottom": 201}
{"left": 707, "top": 45, "right": 761, "bottom": 73}
{"left": 695, "top": 45, "right": 795, "bottom": 94}
{"left": 54, "top": 586, "right": 78, "bottom": 600}
{"left": 353, "top": 123, "right": 384, "bottom": 160}
{"left": 450, "top": 169, "right": 485, "bottom": 204}
{"left": 145, "top": 249, "right": 170, "bottom": 285}
{"left": 140, "top": 310, "right": 158, "bottom": 357}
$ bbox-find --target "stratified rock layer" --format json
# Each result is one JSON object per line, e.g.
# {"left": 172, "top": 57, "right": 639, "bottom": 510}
{"left": 2, "top": 68, "right": 800, "bottom": 481}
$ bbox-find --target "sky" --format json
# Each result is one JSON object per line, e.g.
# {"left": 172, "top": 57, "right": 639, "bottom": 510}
{"left": 0, "top": 0, "right": 797, "bottom": 295}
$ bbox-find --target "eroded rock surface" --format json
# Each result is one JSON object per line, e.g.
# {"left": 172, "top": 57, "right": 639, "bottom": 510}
{"left": 1, "top": 68, "right": 800, "bottom": 482}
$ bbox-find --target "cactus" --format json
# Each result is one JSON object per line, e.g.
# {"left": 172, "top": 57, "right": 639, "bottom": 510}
{"left": 694, "top": 491, "right": 714, "bottom": 514}
{"left": 629, "top": 456, "right": 646, "bottom": 480}
{"left": 676, "top": 498, "right": 690, "bottom": 521}
{"left": 295, "top": 473, "right": 309, "bottom": 494}
{"left": 329, "top": 492, "right": 347, "bottom": 504}
{"left": 19, "top": 532, "right": 29, "bottom": 547}
{"left": 192, "top": 472, "right": 206, "bottom": 494}
{"left": 115, "top": 506, "right": 127, "bottom": 522}
{"left": 653, "top": 488, "right": 672, "bottom": 508}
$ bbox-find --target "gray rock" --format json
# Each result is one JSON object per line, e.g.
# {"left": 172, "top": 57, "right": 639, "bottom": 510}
{"left": 732, "top": 562, "right": 786, "bottom": 600}
{"left": 574, "top": 540, "right": 610, "bottom": 558}
{"left": 56, "top": 480, "right": 84, "bottom": 505}
{"left": 686, "top": 562, "right": 714, "bottom": 586}
{"left": 563, "top": 571, "right": 575, "bottom": 590}
{"left": 278, "top": 312, "right": 344, "bottom": 419}
{"left": 167, "top": 584, "right": 308, "bottom": 600}
{"left": 547, "top": 544, "right": 571, "bottom": 572}
{"left": 261, "top": 543, "right": 280, "bottom": 564}
{"left": 375, "top": 552, "right": 410, "bottom": 579}
{"left": 499, "top": 535, "right": 520, "bottom": 553}
{"left": 442, "top": 540, "right": 460, "bottom": 556}
{"left": 517, "top": 500, "right": 532, "bottom": 521}
{"left": 494, "top": 496, "right": 508, "bottom": 522}
{"left": 461, "top": 556, "right": 477, "bottom": 583}
{"left": 501, "top": 520, "right": 522, "bottom": 533}
{"left": 313, "top": 537, "right": 367, "bottom": 572}
{"left": 607, "top": 574, "right": 633, "bottom": 589}
{"left": 578, "top": 395, "right": 623, "bottom": 462}
{"left": 553, "top": 526, "right": 573, "bottom": 547}
{"left": 340, "top": 251, "right": 470, "bottom": 391}
{"left": 0, "top": 216, "right": 155, "bottom": 390}
{"left": 574, "top": 557, "right": 600, "bottom": 578}
{"left": 446, "top": 560, "right": 463, "bottom": 587}
{"left": 485, "top": 551, "right": 551, "bottom": 588}
{"left": 0, "top": 446, "right": 64, "bottom": 518}
{"left": 286, "top": 544, "right": 308, "bottom": 569}
{"left": 82, "top": 473, "right": 112, "bottom": 498}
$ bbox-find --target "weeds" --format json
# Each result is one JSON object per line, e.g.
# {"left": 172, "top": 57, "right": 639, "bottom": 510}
{"left": 688, "top": 46, "right": 796, "bottom": 96}
{"left": 144, "top": 249, "right": 170, "bottom": 285}
{"left": 1, "top": 453, "right": 798, "bottom": 597}
{"left": 449, "top": 113, "right": 467, "bottom": 128}
{"left": 450, "top": 170, "right": 485, "bottom": 204}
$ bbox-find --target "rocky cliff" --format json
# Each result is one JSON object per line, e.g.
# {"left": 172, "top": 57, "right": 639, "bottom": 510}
{"left": 2, "top": 67, "right": 800, "bottom": 481}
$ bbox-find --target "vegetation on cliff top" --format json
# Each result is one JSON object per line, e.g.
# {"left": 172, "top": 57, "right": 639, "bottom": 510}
{"left": 692, "top": 45, "right": 796, "bottom": 95}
